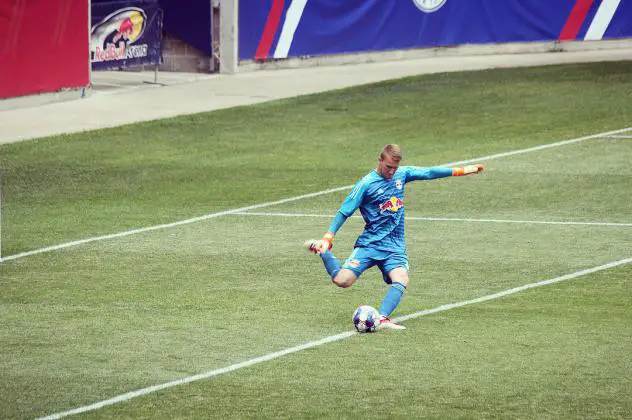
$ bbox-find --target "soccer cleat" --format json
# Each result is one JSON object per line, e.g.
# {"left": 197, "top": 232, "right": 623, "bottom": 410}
{"left": 378, "top": 315, "right": 406, "bottom": 330}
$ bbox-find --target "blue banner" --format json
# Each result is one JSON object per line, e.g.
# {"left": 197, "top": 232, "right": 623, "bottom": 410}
{"left": 91, "top": 0, "right": 163, "bottom": 70}
{"left": 240, "top": 0, "right": 632, "bottom": 61}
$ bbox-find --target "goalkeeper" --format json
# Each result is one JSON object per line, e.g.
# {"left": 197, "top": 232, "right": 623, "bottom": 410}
{"left": 305, "top": 144, "right": 484, "bottom": 330}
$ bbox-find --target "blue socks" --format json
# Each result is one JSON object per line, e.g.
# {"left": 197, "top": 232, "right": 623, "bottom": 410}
{"left": 320, "top": 250, "right": 342, "bottom": 278}
{"left": 379, "top": 282, "right": 407, "bottom": 316}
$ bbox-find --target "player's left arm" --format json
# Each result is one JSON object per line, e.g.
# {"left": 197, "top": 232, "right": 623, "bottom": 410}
{"left": 451, "top": 164, "right": 485, "bottom": 176}
{"left": 404, "top": 164, "right": 484, "bottom": 181}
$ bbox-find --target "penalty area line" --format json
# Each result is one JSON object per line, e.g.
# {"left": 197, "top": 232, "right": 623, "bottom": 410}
{"left": 232, "top": 211, "right": 632, "bottom": 228}
{"left": 4, "top": 126, "right": 632, "bottom": 263}
{"left": 38, "top": 256, "right": 632, "bottom": 420}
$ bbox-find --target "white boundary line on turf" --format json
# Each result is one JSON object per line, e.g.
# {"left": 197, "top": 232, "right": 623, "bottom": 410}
{"left": 3, "top": 126, "right": 631, "bottom": 263}
{"left": 232, "top": 211, "right": 632, "bottom": 228}
{"left": 38, "top": 256, "right": 632, "bottom": 420}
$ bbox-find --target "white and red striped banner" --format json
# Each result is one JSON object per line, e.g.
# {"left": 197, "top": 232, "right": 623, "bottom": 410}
{"left": 243, "top": 0, "right": 629, "bottom": 61}
{"left": 255, "top": 0, "right": 309, "bottom": 60}
{"left": 558, "top": 0, "right": 622, "bottom": 41}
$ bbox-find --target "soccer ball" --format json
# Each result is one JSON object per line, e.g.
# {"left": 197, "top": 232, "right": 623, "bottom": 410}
{"left": 353, "top": 305, "right": 379, "bottom": 333}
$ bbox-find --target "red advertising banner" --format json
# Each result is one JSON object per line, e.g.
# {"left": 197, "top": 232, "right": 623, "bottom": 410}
{"left": 0, "top": 0, "right": 90, "bottom": 100}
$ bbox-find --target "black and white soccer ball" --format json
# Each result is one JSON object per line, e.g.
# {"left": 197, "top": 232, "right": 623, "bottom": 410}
{"left": 353, "top": 305, "right": 379, "bottom": 333}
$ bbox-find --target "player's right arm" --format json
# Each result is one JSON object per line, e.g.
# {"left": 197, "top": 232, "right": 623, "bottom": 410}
{"left": 319, "top": 176, "right": 368, "bottom": 250}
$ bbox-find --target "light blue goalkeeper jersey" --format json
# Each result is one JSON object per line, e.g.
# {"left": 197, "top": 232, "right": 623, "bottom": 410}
{"left": 328, "top": 166, "right": 453, "bottom": 252}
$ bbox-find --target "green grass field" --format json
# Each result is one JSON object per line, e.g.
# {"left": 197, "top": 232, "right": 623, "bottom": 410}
{"left": 1, "top": 61, "right": 631, "bottom": 419}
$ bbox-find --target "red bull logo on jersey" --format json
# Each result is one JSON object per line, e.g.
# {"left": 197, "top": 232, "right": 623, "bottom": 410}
{"left": 379, "top": 197, "right": 404, "bottom": 213}
{"left": 91, "top": 7, "right": 148, "bottom": 63}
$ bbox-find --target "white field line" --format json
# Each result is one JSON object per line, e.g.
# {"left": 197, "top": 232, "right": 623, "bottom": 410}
{"left": 232, "top": 211, "right": 632, "bottom": 227}
{"left": 0, "top": 187, "right": 350, "bottom": 262}
{"left": 3, "top": 126, "right": 631, "bottom": 263}
{"left": 602, "top": 134, "right": 632, "bottom": 139}
{"left": 38, "top": 256, "right": 632, "bottom": 420}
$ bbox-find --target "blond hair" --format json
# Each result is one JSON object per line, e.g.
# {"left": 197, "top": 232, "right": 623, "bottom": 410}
{"left": 380, "top": 144, "right": 402, "bottom": 162}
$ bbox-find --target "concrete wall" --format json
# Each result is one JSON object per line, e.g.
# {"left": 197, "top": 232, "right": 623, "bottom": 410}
{"left": 160, "top": 33, "right": 214, "bottom": 73}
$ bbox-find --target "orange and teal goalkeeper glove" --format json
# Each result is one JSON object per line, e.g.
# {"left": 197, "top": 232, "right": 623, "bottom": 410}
{"left": 452, "top": 164, "right": 485, "bottom": 176}
{"left": 308, "top": 232, "right": 334, "bottom": 254}
{"left": 319, "top": 232, "right": 334, "bottom": 251}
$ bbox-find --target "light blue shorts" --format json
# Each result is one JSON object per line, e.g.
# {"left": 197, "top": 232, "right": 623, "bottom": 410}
{"left": 342, "top": 247, "right": 409, "bottom": 284}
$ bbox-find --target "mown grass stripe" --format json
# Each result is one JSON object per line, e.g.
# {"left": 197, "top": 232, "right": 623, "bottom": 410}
{"left": 38, "top": 256, "right": 632, "bottom": 420}
{"left": 3, "top": 126, "right": 630, "bottom": 263}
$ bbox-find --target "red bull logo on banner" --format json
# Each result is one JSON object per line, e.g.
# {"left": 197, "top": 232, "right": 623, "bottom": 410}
{"left": 379, "top": 197, "right": 404, "bottom": 213}
{"left": 91, "top": 7, "right": 148, "bottom": 63}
